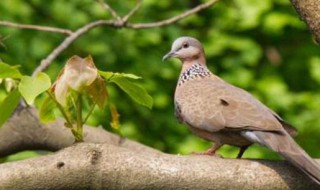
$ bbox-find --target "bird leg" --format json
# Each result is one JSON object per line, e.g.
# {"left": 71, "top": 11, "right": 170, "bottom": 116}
{"left": 191, "top": 143, "right": 223, "bottom": 157}
{"left": 236, "top": 145, "right": 249, "bottom": 159}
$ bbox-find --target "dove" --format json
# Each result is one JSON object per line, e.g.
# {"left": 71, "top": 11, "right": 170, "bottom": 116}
{"left": 163, "top": 36, "right": 320, "bottom": 184}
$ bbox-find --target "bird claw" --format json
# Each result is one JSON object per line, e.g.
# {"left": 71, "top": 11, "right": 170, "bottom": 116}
{"left": 190, "top": 151, "right": 223, "bottom": 158}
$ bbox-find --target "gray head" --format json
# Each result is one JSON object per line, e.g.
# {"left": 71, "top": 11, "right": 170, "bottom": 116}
{"left": 163, "top": 36, "right": 205, "bottom": 63}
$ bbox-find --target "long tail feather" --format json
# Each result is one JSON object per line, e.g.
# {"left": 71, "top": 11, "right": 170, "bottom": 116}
{"left": 243, "top": 130, "right": 320, "bottom": 185}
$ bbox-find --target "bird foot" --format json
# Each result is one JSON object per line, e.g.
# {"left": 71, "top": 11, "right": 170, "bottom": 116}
{"left": 190, "top": 151, "right": 223, "bottom": 158}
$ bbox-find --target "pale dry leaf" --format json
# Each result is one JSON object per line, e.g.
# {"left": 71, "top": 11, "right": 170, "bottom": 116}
{"left": 52, "top": 68, "right": 69, "bottom": 106}
{"left": 52, "top": 55, "right": 98, "bottom": 106}
{"left": 65, "top": 55, "right": 98, "bottom": 92}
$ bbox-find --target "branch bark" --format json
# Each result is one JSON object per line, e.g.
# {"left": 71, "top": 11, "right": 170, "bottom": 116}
{"left": 126, "top": 0, "right": 219, "bottom": 29}
{"left": 0, "top": 21, "right": 73, "bottom": 35}
{"left": 290, "top": 0, "right": 320, "bottom": 43}
{"left": 95, "top": 0, "right": 121, "bottom": 21}
{"left": 29, "top": 0, "right": 219, "bottom": 76}
{"left": 1, "top": 107, "right": 319, "bottom": 189}
{"left": 0, "top": 106, "right": 158, "bottom": 157}
{"left": 31, "top": 20, "right": 115, "bottom": 77}
{"left": 0, "top": 142, "right": 319, "bottom": 190}
{"left": 122, "top": 0, "right": 143, "bottom": 23}
{"left": 1, "top": 1, "right": 320, "bottom": 188}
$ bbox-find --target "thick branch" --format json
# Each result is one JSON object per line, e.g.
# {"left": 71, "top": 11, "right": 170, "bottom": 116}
{"left": 0, "top": 21, "right": 73, "bottom": 35}
{"left": 0, "top": 106, "right": 158, "bottom": 157}
{"left": 290, "top": 0, "right": 320, "bottom": 43}
{"left": 0, "top": 143, "right": 319, "bottom": 190}
{"left": 1, "top": 107, "right": 320, "bottom": 189}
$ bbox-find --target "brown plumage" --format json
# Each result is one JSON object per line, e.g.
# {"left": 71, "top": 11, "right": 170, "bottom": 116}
{"left": 163, "top": 36, "right": 320, "bottom": 184}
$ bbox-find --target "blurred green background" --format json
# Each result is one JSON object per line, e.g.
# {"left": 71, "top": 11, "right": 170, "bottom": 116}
{"left": 1, "top": 0, "right": 320, "bottom": 162}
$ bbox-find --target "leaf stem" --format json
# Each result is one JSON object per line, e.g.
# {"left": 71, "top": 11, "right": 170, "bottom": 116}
{"left": 75, "top": 93, "right": 83, "bottom": 142}
{"left": 83, "top": 102, "right": 96, "bottom": 124}
{"left": 46, "top": 91, "right": 73, "bottom": 126}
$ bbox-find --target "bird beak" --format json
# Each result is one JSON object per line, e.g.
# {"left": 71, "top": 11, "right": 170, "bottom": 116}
{"left": 162, "top": 51, "right": 177, "bottom": 62}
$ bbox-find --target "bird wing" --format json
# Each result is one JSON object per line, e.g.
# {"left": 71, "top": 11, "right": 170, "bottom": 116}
{"left": 175, "top": 76, "right": 285, "bottom": 133}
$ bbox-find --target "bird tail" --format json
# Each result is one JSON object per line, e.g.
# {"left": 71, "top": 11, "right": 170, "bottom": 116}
{"left": 245, "top": 130, "right": 320, "bottom": 184}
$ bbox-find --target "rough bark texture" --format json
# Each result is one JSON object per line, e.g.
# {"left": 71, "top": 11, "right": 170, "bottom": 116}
{"left": 291, "top": 0, "right": 320, "bottom": 43}
{"left": 0, "top": 0, "right": 319, "bottom": 189}
{"left": 0, "top": 107, "right": 319, "bottom": 189}
{"left": 0, "top": 143, "right": 319, "bottom": 190}
{"left": 0, "top": 106, "right": 158, "bottom": 157}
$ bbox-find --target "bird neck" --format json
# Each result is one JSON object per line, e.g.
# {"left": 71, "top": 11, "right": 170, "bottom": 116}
{"left": 180, "top": 54, "right": 206, "bottom": 71}
{"left": 178, "top": 62, "right": 212, "bottom": 86}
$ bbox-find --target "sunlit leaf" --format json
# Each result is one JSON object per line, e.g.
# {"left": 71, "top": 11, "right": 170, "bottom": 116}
{"left": 0, "top": 62, "right": 22, "bottom": 79}
{"left": 263, "top": 12, "right": 304, "bottom": 34}
{"left": 19, "top": 72, "right": 51, "bottom": 105}
{"left": 110, "top": 77, "right": 153, "bottom": 109}
{"left": 99, "top": 71, "right": 142, "bottom": 80}
{"left": 39, "top": 96, "right": 56, "bottom": 123}
{"left": 234, "top": 0, "right": 271, "bottom": 30}
{"left": 0, "top": 89, "right": 21, "bottom": 127}
{"left": 98, "top": 71, "right": 113, "bottom": 79}
{"left": 309, "top": 57, "right": 320, "bottom": 84}
{"left": 110, "top": 104, "right": 120, "bottom": 129}
{"left": 87, "top": 76, "right": 107, "bottom": 109}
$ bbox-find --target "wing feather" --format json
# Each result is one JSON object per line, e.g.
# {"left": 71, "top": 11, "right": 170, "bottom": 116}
{"left": 174, "top": 77, "right": 285, "bottom": 133}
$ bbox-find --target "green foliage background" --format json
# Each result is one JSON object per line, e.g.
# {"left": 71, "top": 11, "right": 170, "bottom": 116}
{"left": 1, "top": 0, "right": 320, "bottom": 161}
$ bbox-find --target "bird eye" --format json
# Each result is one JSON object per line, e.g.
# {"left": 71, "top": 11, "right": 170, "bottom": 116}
{"left": 182, "top": 43, "right": 189, "bottom": 48}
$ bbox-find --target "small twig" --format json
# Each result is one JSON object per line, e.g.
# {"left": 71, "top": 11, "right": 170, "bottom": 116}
{"left": 47, "top": 91, "right": 73, "bottom": 126}
{"left": 75, "top": 94, "right": 83, "bottom": 142}
{"left": 0, "top": 21, "right": 73, "bottom": 36}
{"left": 95, "top": 0, "right": 121, "bottom": 21}
{"left": 32, "top": 20, "right": 115, "bottom": 77}
{"left": 127, "top": 0, "right": 219, "bottom": 29}
{"left": 0, "top": 35, "right": 10, "bottom": 48}
{"left": 122, "top": 0, "right": 143, "bottom": 23}
{"left": 32, "top": 0, "right": 219, "bottom": 76}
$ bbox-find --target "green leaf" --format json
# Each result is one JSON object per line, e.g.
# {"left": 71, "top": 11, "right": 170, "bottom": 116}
{"left": 119, "top": 73, "right": 142, "bottom": 79}
{"left": 0, "top": 89, "right": 21, "bottom": 127}
{"left": 39, "top": 96, "right": 56, "bottom": 123}
{"left": 98, "top": 71, "right": 113, "bottom": 79}
{"left": 18, "top": 72, "right": 51, "bottom": 105}
{"left": 0, "top": 62, "right": 22, "bottom": 79}
{"left": 99, "top": 71, "right": 142, "bottom": 80}
{"left": 110, "top": 77, "right": 153, "bottom": 109}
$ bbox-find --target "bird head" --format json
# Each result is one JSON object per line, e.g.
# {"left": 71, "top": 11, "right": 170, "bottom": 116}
{"left": 162, "top": 36, "right": 205, "bottom": 63}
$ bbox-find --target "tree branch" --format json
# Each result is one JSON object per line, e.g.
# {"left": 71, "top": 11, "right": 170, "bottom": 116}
{"left": 0, "top": 106, "right": 158, "bottom": 157}
{"left": 31, "top": 20, "right": 116, "bottom": 77}
{"left": 1, "top": 107, "right": 319, "bottom": 189}
{"left": 95, "top": 0, "right": 121, "bottom": 21}
{"left": 0, "top": 142, "right": 318, "bottom": 189}
{"left": 290, "top": 0, "right": 320, "bottom": 44}
{"left": 122, "top": 0, "right": 143, "bottom": 23}
{"left": 30, "top": 0, "right": 219, "bottom": 76}
{"left": 127, "top": 0, "right": 219, "bottom": 29}
{"left": 0, "top": 21, "right": 73, "bottom": 36}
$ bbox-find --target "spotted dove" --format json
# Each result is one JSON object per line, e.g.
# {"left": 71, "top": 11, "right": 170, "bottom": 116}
{"left": 163, "top": 36, "right": 320, "bottom": 184}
